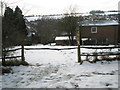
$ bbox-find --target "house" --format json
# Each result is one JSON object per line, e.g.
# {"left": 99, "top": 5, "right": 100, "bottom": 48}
{"left": 80, "top": 20, "right": 119, "bottom": 45}
{"left": 55, "top": 36, "right": 76, "bottom": 45}
{"left": 55, "top": 20, "right": 119, "bottom": 46}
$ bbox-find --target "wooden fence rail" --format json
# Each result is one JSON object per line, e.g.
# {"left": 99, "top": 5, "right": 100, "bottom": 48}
{"left": 24, "top": 47, "right": 77, "bottom": 50}
{"left": 24, "top": 46, "right": 120, "bottom": 50}
{"left": 4, "top": 56, "right": 22, "bottom": 59}
{"left": 1, "top": 45, "right": 120, "bottom": 62}
{"left": 80, "top": 46, "right": 120, "bottom": 49}
{"left": 81, "top": 52, "right": 120, "bottom": 56}
{"left": 3, "top": 48, "right": 21, "bottom": 52}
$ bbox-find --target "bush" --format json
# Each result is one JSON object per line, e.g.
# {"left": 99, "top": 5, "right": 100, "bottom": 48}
{"left": 1, "top": 67, "right": 13, "bottom": 75}
{"left": 101, "top": 56, "right": 120, "bottom": 61}
{"left": 2, "top": 60, "right": 29, "bottom": 66}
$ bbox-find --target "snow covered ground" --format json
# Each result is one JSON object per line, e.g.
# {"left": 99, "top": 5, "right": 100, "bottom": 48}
{"left": 1, "top": 45, "right": 119, "bottom": 88}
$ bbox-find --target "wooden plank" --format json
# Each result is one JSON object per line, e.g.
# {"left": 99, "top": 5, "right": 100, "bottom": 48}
{"left": 81, "top": 53, "right": 120, "bottom": 56}
{"left": 3, "top": 48, "right": 21, "bottom": 52}
{"left": 24, "top": 46, "right": 120, "bottom": 51}
{"left": 80, "top": 46, "right": 120, "bottom": 49}
{"left": 25, "top": 47, "right": 77, "bottom": 50}
{"left": 0, "top": 56, "right": 21, "bottom": 59}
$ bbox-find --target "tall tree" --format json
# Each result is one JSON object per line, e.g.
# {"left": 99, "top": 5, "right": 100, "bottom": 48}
{"left": 2, "top": 7, "right": 15, "bottom": 65}
{"left": 61, "top": 6, "right": 80, "bottom": 45}
{"left": 2, "top": 6, "right": 27, "bottom": 47}
{"left": 2, "top": 6, "right": 27, "bottom": 64}
{"left": 2, "top": 7, "right": 14, "bottom": 48}
{"left": 61, "top": 16, "right": 79, "bottom": 45}
{"left": 35, "top": 17, "right": 60, "bottom": 44}
{"left": 13, "top": 6, "right": 27, "bottom": 45}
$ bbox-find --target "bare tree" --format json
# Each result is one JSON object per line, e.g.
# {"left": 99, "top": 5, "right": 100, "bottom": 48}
{"left": 61, "top": 5, "right": 80, "bottom": 45}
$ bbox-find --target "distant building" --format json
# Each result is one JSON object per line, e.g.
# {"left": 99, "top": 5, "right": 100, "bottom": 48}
{"left": 81, "top": 20, "right": 119, "bottom": 45}
{"left": 55, "top": 36, "right": 76, "bottom": 46}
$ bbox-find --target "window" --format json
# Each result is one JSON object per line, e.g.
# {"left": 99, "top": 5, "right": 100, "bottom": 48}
{"left": 91, "top": 27, "right": 97, "bottom": 33}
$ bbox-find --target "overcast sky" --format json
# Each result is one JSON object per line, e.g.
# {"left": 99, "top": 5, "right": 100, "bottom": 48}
{"left": 3, "top": 0, "right": 120, "bottom": 15}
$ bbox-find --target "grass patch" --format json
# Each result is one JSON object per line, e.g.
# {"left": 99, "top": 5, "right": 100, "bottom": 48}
{"left": 2, "top": 60, "right": 29, "bottom": 66}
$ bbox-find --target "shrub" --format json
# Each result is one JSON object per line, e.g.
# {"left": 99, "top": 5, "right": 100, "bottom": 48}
{"left": 1, "top": 67, "right": 13, "bottom": 75}
{"left": 2, "top": 60, "right": 29, "bottom": 66}
{"left": 101, "top": 56, "right": 120, "bottom": 61}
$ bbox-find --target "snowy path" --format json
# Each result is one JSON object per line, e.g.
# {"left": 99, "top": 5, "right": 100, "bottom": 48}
{"left": 2, "top": 61, "right": 118, "bottom": 88}
{"left": 1, "top": 45, "right": 119, "bottom": 88}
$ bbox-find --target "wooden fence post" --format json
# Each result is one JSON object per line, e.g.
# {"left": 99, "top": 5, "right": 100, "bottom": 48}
{"left": 76, "top": 25, "right": 82, "bottom": 64}
{"left": 2, "top": 48, "right": 6, "bottom": 65}
{"left": 78, "top": 44, "right": 81, "bottom": 63}
{"left": 21, "top": 45, "right": 25, "bottom": 61}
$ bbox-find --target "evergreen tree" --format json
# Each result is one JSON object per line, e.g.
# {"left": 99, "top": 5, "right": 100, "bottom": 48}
{"left": 2, "top": 7, "right": 14, "bottom": 48}
{"left": 2, "top": 6, "right": 27, "bottom": 47}
{"left": 2, "top": 7, "right": 15, "bottom": 65}
{"left": 13, "top": 6, "right": 27, "bottom": 45}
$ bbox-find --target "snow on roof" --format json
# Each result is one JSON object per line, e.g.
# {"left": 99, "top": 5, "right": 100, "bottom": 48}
{"left": 25, "top": 16, "right": 41, "bottom": 22}
{"left": 82, "top": 38, "right": 89, "bottom": 41}
{"left": 55, "top": 36, "right": 76, "bottom": 40}
{"left": 82, "top": 20, "right": 119, "bottom": 26}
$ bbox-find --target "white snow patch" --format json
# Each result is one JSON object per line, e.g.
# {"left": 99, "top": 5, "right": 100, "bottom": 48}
{"left": 1, "top": 45, "right": 119, "bottom": 88}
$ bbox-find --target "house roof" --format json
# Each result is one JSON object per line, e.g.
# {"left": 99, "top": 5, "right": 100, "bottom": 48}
{"left": 81, "top": 20, "right": 119, "bottom": 26}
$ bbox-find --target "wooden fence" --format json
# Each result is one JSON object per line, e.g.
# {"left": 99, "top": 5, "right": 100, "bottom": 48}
{"left": 1, "top": 45, "right": 25, "bottom": 61}
{"left": 1, "top": 45, "right": 120, "bottom": 62}
{"left": 80, "top": 46, "right": 120, "bottom": 56}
